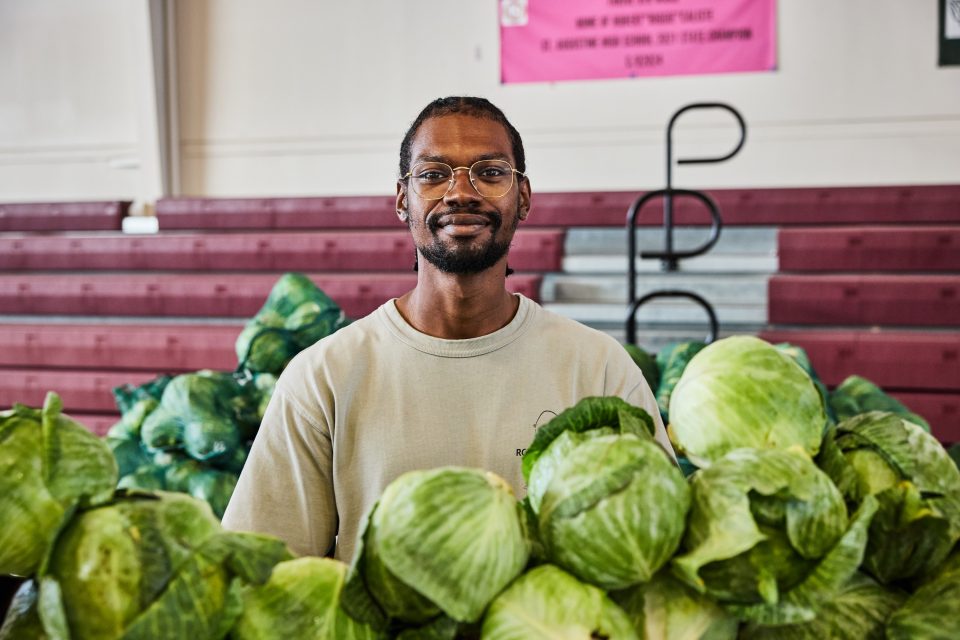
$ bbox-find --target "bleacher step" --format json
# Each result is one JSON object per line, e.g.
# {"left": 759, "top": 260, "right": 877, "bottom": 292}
{"left": 565, "top": 227, "right": 778, "bottom": 255}
{"left": 778, "top": 226, "right": 960, "bottom": 273}
{"left": 543, "top": 273, "right": 769, "bottom": 306}
{"left": 768, "top": 274, "right": 960, "bottom": 327}
{"left": 0, "top": 273, "right": 543, "bottom": 320}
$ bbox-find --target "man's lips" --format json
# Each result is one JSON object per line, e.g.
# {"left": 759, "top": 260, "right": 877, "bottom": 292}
{"left": 429, "top": 212, "right": 500, "bottom": 236}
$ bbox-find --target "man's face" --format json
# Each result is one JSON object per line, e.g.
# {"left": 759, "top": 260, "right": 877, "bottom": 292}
{"left": 397, "top": 114, "right": 531, "bottom": 275}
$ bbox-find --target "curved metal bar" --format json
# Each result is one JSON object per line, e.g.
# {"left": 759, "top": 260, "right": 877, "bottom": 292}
{"left": 668, "top": 103, "right": 747, "bottom": 171}
{"left": 625, "top": 289, "right": 719, "bottom": 346}
{"left": 626, "top": 188, "right": 722, "bottom": 287}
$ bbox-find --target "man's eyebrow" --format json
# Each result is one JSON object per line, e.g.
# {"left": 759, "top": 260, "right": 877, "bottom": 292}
{"left": 414, "top": 152, "right": 512, "bottom": 164}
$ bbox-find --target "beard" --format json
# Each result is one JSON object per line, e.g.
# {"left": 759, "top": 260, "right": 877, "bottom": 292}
{"left": 412, "top": 206, "right": 518, "bottom": 275}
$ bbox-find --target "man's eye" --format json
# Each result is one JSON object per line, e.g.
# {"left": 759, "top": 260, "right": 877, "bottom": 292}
{"left": 477, "top": 167, "right": 508, "bottom": 179}
{"left": 416, "top": 170, "right": 449, "bottom": 181}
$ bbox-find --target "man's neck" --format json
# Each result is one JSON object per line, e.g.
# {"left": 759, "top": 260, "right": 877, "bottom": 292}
{"left": 395, "top": 263, "right": 520, "bottom": 339}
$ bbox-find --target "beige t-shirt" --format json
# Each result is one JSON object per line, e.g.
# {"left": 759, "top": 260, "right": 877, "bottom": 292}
{"left": 222, "top": 294, "right": 672, "bottom": 563}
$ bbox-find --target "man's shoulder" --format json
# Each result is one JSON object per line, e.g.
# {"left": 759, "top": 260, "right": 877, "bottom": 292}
{"left": 532, "top": 303, "right": 623, "bottom": 349}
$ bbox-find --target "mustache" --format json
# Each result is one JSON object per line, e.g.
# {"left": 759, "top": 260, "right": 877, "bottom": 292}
{"left": 426, "top": 208, "right": 503, "bottom": 231}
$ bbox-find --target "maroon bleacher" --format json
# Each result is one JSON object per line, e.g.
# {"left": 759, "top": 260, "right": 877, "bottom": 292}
{"left": 156, "top": 185, "right": 960, "bottom": 229}
{"left": 764, "top": 215, "right": 960, "bottom": 444}
{"left": 0, "top": 368, "right": 158, "bottom": 435}
{"left": 0, "top": 272, "right": 542, "bottom": 320}
{"left": 0, "top": 201, "right": 128, "bottom": 232}
{"left": 0, "top": 229, "right": 564, "bottom": 273}
{"left": 758, "top": 329, "right": 960, "bottom": 391}
{"left": 0, "top": 323, "right": 240, "bottom": 372}
{"left": 778, "top": 226, "right": 960, "bottom": 272}
{"left": 5, "top": 187, "right": 960, "bottom": 438}
{"left": 887, "top": 392, "right": 960, "bottom": 443}
{"left": 768, "top": 274, "right": 960, "bottom": 327}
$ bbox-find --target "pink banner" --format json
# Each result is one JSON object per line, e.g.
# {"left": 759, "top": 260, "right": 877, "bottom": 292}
{"left": 499, "top": 0, "right": 777, "bottom": 84}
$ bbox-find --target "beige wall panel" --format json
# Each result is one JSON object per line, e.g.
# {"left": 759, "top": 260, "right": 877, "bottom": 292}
{"left": 3, "top": 0, "right": 958, "bottom": 201}
{"left": 176, "top": 0, "right": 960, "bottom": 196}
{"left": 0, "top": 0, "right": 145, "bottom": 200}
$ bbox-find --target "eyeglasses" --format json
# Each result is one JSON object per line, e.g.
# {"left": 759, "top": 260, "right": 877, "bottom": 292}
{"left": 402, "top": 159, "right": 525, "bottom": 200}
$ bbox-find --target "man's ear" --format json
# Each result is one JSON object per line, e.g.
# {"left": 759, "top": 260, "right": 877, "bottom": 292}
{"left": 396, "top": 181, "right": 408, "bottom": 222}
{"left": 518, "top": 175, "right": 532, "bottom": 221}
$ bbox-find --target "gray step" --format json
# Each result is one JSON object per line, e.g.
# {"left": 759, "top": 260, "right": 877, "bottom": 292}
{"left": 543, "top": 301, "right": 767, "bottom": 326}
{"left": 565, "top": 226, "right": 778, "bottom": 256}
{"left": 541, "top": 273, "right": 770, "bottom": 305}
{"left": 541, "top": 306, "right": 765, "bottom": 351}
{"left": 563, "top": 253, "right": 777, "bottom": 274}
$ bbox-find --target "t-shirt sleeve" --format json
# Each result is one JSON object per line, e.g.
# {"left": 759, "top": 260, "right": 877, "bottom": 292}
{"left": 221, "top": 383, "right": 337, "bottom": 557}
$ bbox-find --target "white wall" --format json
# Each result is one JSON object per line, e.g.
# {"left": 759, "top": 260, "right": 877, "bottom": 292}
{"left": 2, "top": 0, "right": 959, "bottom": 202}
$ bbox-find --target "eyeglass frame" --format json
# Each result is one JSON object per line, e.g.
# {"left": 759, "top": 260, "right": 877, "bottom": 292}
{"left": 400, "top": 159, "right": 527, "bottom": 201}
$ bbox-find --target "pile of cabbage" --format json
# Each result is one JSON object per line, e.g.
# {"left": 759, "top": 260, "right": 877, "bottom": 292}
{"left": 104, "top": 273, "right": 349, "bottom": 517}
{"left": 4, "top": 335, "right": 960, "bottom": 639}
{"left": 0, "top": 393, "right": 294, "bottom": 640}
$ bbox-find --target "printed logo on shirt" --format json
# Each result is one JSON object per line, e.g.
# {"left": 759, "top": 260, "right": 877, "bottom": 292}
{"left": 514, "top": 409, "right": 558, "bottom": 457}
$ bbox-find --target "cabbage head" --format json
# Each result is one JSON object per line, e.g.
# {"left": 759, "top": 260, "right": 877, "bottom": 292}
{"left": 527, "top": 429, "right": 688, "bottom": 590}
{"left": 668, "top": 336, "right": 827, "bottom": 467}
{"left": 232, "top": 557, "right": 384, "bottom": 640}
{"left": 187, "top": 469, "right": 239, "bottom": 519}
{"left": 829, "top": 375, "right": 930, "bottom": 431}
{"left": 343, "top": 467, "right": 529, "bottom": 628}
{"left": 655, "top": 340, "right": 706, "bottom": 424}
{"left": 480, "top": 564, "right": 638, "bottom": 640}
{"left": 0, "top": 393, "right": 117, "bottom": 577}
{"left": 623, "top": 343, "right": 660, "bottom": 392}
{"left": 816, "top": 411, "right": 960, "bottom": 584}
{"left": 521, "top": 396, "right": 656, "bottom": 483}
{"left": 739, "top": 572, "right": 905, "bottom": 640}
{"left": 138, "top": 371, "right": 247, "bottom": 462}
{"left": 236, "top": 273, "right": 348, "bottom": 375}
{"left": 672, "top": 447, "right": 878, "bottom": 626}
{"left": 610, "top": 570, "right": 738, "bottom": 640}
{"left": 36, "top": 491, "right": 291, "bottom": 640}
{"left": 886, "top": 550, "right": 960, "bottom": 640}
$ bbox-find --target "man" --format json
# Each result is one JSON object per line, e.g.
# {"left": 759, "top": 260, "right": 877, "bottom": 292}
{"left": 222, "top": 97, "right": 673, "bottom": 562}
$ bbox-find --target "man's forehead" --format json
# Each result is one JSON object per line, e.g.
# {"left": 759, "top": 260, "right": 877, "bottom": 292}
{"left": 410, "top": 114, "right": 514, "bottom": 163}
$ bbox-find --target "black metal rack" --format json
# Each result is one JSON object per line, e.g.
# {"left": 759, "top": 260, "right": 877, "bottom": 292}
{"left": 625, "top": 103, "right": 747, "bottom": 346}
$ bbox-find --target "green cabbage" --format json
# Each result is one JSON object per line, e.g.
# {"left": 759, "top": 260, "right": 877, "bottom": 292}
{"left": 623, "top": 343, "right": 660, "bottom": 393}
{"left": 521, "top": 396, "right": 656, "bottom": 483}
{"left": 106, "top": 436, "right": 152, "bottom": 478}
{"left": 739, "top": 572, "right": 905, "bottom": 639}
{"left": 236, "top": 273, "right": 349, "bottom": 375}
{"left": 829, "top": 375, "right": 931, "bottom": 431}
{"left": 773, "top": 342, "right": 835, "bottom": 425}
{"left": 816, "top": 411, "right": 960, "bottom": 583}
{"left": 668, "top": 336, "right": 827, "bottom": 467}
{"left": 611, "top": 570, "right": 738, "bottom": 640}
{"left": 0, "top": 393, "right": 117, "bottom": 577}
{"left": 105, "top": 397, "right": 158, "bottom": 441}
{"left": 343, "top": 467, "right": 529, "bottom": 628}
{"left": 232, "top": 557, "right": 384, "bottom": 640}
{"left": 480, "top": 564, "right": 638, "bottom": 639}
{"left": 36, "top": 491, "right": 290, "bottom": 639}
{"left": 187, "top": 469, "right": 239, "bottom": 519}
{"left": 528, "top": 429, "right": 688, "bottom": 590}
{"left": 655, "top": 341, "right": 706, "bottom": 424}
{"left": 886, "top": 551, "right": 960, "bottom": 639}
{"left": 672, "top": 447, "right": 877, "bottom": 625}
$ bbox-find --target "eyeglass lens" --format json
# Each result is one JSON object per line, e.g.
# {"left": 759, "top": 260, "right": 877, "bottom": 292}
{"left": 409, "top": 160, "right": 515, "bottom": 199}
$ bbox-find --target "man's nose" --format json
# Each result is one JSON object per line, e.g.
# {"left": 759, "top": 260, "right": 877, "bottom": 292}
{"left": 443, "top": 166, "right": 483, "bottom": 204}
